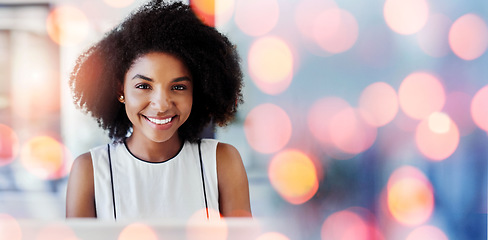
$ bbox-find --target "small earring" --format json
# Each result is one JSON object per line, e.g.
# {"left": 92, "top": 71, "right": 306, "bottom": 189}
{"left": 119, "top": 95, "right": 125, "bottom": 103}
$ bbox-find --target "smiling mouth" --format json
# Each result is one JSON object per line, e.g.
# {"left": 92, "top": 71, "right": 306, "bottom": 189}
{"left": 145, "top": 116, "right": 174, "bottom": 125}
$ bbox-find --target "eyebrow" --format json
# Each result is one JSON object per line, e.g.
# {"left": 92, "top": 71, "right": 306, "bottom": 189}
{"left": 131, "top": 74, "right": 191, "bottom": 82}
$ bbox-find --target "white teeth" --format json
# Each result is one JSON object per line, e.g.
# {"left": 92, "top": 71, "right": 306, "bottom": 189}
{"left": 147, "top": 117, "right": 172, "bottom": 125}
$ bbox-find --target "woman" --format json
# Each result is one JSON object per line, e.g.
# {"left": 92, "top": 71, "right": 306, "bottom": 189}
{"left": 66, "top": 0, "right": 251, "bottom": 220}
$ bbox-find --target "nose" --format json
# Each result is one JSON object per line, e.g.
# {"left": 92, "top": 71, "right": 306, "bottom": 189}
{"left": 150, "top": 89, "right": 172, "bottom": 112}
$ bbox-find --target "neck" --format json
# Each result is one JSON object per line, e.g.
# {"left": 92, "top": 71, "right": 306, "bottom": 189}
{"left": 125, "top": 134, "right": 183, "bottom": 163}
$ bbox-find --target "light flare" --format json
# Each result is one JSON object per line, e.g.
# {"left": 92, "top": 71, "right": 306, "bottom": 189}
{"left": 215, "top": 0, "right": 235, "bottom": 26}
{"left": 0, "top": 124, "right": 19, "bottom": 167}
{"left": 449, "top": 14, "right": 488, "bottom": 60}
{"left": 118, "top": 223, "right": 158, "bottom": 240}
{"left": 387, "top": 167, "right": 434, "bottom": 226}
{"left": 103, "top": 0, "right": 134, "bottom": 8}
{"left": 428, "top": 112, "right": 451, "bottom": 134}
{"left": 244, "top": 104, "right": 292, "bottom": 154}
{"left": 416, "top": 117, "right": 459, "bottom": 161}
{"left": 0, "top": 214, "right": 22, "bottom": 240}
{"left": 384, "top": 0, "right": 429, "bottom": 35}
{"left": 191, "top": 0, "right": 214, "bottom": 16}
{"left": 46, "top": 6, "right": 90, "bottom": 46}
{"left": 186, "top": 208, "right": 227, "bottom": 240}
{"left": 358, "top": 82, "right": 399, "bottom": 127}
{"left": 471, "top": 85, "right": 488, "bottom": 132}
{"left": 20, "top": 136, "right": 72, "bottom": 180}
{"left": 398, "top": 72, "right": 446, "bottom": 120}
{"left": 36, "top": 223, "right": 79, "bottom": 240}
{"left": 234, "top": 0, "right": 279, "bottom": 36}
{"left": 313, "top": 8, "right": 359, "bottom": 54}
{"left": 321, "top": 210, "right": 370, "bottom": 240}
{"left": 406, "top": 225, "right": 449, "bottom": 240}
{"left": 329, "top": 107, "right": 377, "bottom": 155}
{"left": 307, "top": 97, "right": 356, "bottom": 160}
{"left": 191, "top": 0, "right": 215, "bottom": 26}
{"left": 248, "top": 36, "right": 294, "bottom": 95}
{"left": 268, "top": 150, "right": 319, "bottom": 205}
{"left": 294, "top": 0, "right": 338, "bottom": 40}
{"left": 387, "top": 166, "right": 430, "bottom": 191}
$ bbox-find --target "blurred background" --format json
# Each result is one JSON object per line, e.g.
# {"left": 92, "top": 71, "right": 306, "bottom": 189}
{"left": 0, "top": 0, "right": 487, "bottom": 239}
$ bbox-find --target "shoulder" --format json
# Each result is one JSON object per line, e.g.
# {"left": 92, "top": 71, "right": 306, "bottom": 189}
{"left": 216, "top": 142, "right": 241, "bottom": 161}
{"left": 71, "top": 152, "right": 94, "bottom": 174}
{"left": 215, "top": 142, "right": 252, "bottom": 217}
{"left": 68, "top": 152, "right": 94, "bottom": 190}
{"left": 196, "top": 139, "right": 242, "bottom": 170}
{"left": 215, "top": 142, "right": 246, "bottom": 188}
{"left": 66, "top": 152, "right": 96, "bottom": 217}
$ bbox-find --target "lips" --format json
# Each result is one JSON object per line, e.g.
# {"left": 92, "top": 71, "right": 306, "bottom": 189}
{"left": 144, "top": 115, "right": 174, "bottom": 125}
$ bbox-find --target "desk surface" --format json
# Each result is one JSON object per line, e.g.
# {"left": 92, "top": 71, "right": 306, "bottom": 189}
{"left": 4, "top": 218, "right": 267, "bottom": 240}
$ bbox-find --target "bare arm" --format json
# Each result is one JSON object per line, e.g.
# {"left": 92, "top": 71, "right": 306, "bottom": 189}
{"left": 66, "top": 152, "right": 96, "bottom": 218}
{"left": 216, "top": 143, "right": 252, "bottom": 217}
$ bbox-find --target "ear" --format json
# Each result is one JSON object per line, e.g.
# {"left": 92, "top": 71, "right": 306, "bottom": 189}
{"left": 118, "top": 95, "right": 125, "bottom": 103}
{"left": 117, "top": 85, "right": 125, "bottom": 103}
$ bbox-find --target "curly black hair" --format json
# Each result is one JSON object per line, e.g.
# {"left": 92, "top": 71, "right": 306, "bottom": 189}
{"left": 70, "top": 0, "right": 243, "bottom": 142}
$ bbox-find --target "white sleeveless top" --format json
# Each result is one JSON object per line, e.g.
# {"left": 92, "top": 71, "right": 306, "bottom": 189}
{"left": 90, "top": 139, "right": 220, "bottom": 220}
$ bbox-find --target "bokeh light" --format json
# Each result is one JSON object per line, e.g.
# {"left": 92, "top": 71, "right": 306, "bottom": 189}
{"left": 428, "top": 112, "right": 451, "bottom": 134}
{"left": 321, "top": 210, "right": 370, "bottom": 240}
{"left": 0, "top": 124, "right": 19, "bottom": 167}
{"left": 308, "top": 97, "right": 350, "bottom": 145}
{"left": 36, "top": 223, "right": 78, "bottom": 240}
{"left": 449, "top": 14, "right": 488, "bottom": 61}
{"left": 406, "top": 225, "right": 449, "bottom": 240}
{"left": 248, "top": 36, "right": 294, "bottom": 95}
{"left": 358, "top": 82, "right": 399, "bottom": 127}
{"left": 118, "top": 223, "right": 158, "bottom": 240}
{"left": 387, "top": 167, "right": 434, "bottom": 226}
{"left": 417, "top": 13, "right": 452, "bottom": 58}
{"left": 191, "top": 0, "right": 215, "bottom": 26}
{"left": 215, "top": 0, "right": 235, "bottom": 26}
{"left": 256, "top": 232, "right": 290, "bottom": 240}
{"left": 234, "top": 0, "right": 279, "bottom": 36}
{"left": 294, "top": 0, "right": 338, "bottom": 40}
{"left": 383, "top": 0, "right": 429, "bottom": 35}
{"left": 0, "top": 214, "right": 22, "bottom": 240}
{"left": 19, "top": 136, "right": 71, "bottom": 180}
{"left": 416, "top": 113, "right": 460, "bottom": 161}
{"left": 313, "top": 8, "right": 359, "bottom": 54}
{"left": 30, "top": 70, "right": 61, "bottom": 113}
{"left": 346, "top": 207, "right": 385, "bottom": 240}
{"left": 329, "top": 107, "right": 377, "bottom": 155}
{"left": 244, "top": 103, "right": 292, "bottom": 154}
{"left": 471, "top": 85, "right": 488, "bottom": 132}
{"left": 307, "top": 97, "right": 356, "bottom": 159}
{"left": 444, "top": 91, "right": 476, "bottom": 136}
{"left": 268, "top": 150, "right": 319, "bottom": 205}
{"left": 186, "top": 208, "right": 227, "bottom": 240}
{"left": 103, "top": 0, "right": 135, "bottom": 8}
{"left": 387, "top": 166, "right": 430, "bottom": 190}
{"left": 398, "top": 72, "right": 446, "bottom": 120}
{"left": 46, "top": 6, "right": 90, "bottom": 46}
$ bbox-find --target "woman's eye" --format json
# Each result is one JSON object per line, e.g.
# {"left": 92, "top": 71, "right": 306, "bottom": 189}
{"left": 136, "top": 83, "right": 151, "bottom": 89}
{"left": 172, "top": 85, "right": 187, "bottom": 91}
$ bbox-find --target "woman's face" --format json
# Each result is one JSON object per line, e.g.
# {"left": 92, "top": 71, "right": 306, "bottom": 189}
{"left": 122, "top": 52, "right": 193, "bottom": 144}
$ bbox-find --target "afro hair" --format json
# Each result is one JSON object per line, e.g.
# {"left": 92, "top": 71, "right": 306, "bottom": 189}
{"left": 70, "top": 0, "right": 243, "bottom": 142}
